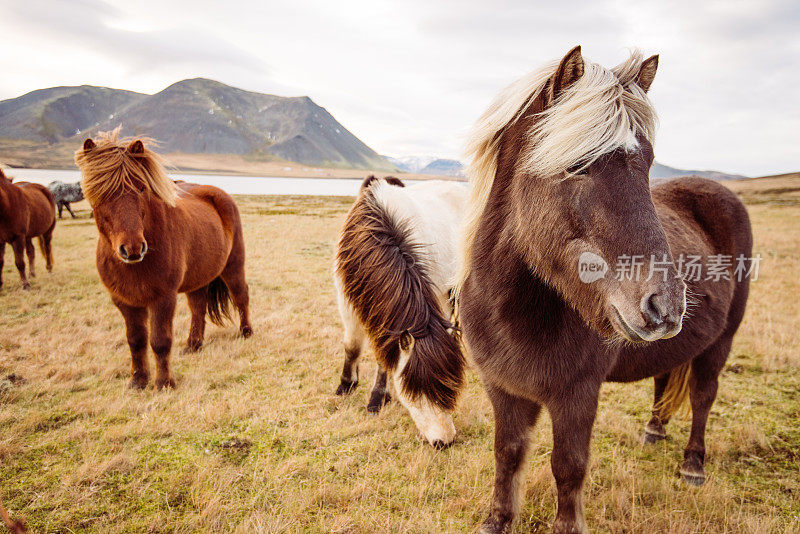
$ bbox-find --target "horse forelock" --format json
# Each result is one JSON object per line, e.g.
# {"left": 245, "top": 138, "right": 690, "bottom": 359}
{"left": 456, "top": 49, "right": 659, "bottom": 296}
{"left": 74, "top": 127, "right": 177, "bottom": 208}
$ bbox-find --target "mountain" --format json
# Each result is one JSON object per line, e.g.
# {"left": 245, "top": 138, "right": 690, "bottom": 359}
{"left": 384, "top": 155, "right": 438, "bottom": 173}
{"left": 650, "top": 162, "right": 746, "bottom": 181}
{"left": 0, "top": 78, "right": 396, "bottom": 172}
{"left": 419, "top": 159, "right": 464, "bottom": 177}
{"left": 384, "top": 155, "right": 465, "bottom": 177}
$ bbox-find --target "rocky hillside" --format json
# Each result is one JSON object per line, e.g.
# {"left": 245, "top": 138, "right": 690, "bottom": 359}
{"left": 0, "top": 79, "right": 396, "bottom": 172}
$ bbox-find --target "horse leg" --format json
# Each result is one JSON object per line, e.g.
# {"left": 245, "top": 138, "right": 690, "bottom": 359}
{"left": 0, "top": 242, "right": 5, "bottom": 290}
{"left": 334, "top": 290, "right": 365, "bottom": 395}
{"left": 681, "top": 337, "right": 730, "bottom": 486}
{"left": 367, "top": 365, "right": 391, "bottom": 413}
{"left": 221, "top": 270, "right": 252, "bottom": 338}
{"left": 185, "top": 288, "right": 208, "bottom": 352}
{"left": 643, "top": 373, "right": 671, "bottom": 444}
{"left": 24, "top": 238, "right": 35, "bottom": 278}
{"left": 57, "top": 203, "right": 63, "bottom": 219}
{"left": 10, "top": 237, "right": 29, "bottom": 290}
{"left": 41, "top": 228, "right": 54, "bottom": 272}
{"left": 548, "top": 385, "right": 599, "bottom": 534}
{"left": 480, "top": 386, "right": 541, "bottom": 534}
{"left": 66, "top": 202, "right": 77, "bottom": 219}
{"left": 149, "top": 294, "right": 177, "bottom": 390}
{"left": 114, "top": 300, "right": 149, "bottom": 389}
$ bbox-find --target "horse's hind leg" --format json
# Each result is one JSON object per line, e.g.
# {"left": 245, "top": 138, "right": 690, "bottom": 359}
{"left": 480, "top": 386, "right": 542, "bottom": 534}
{"left": 149, "top": 294, "right": 178, "bottom": 390}
{"left": 10, "top": 237, "right": 29, "bottom": 290}
{"left": 24, "top": 238, "right": 35, "bottom": 278}
{"left": 643, "top": 373, "right": 671, "bottom": 444}
{"left": 334, "top": 289, "right": 365, "bottom": 395}
{"left": 65, "top": 202, "right": 76, "bottom": 219}
{"left": 681, "top": 337, "right": 731, "bottom": 486}
{"left": 185, "top": 287, "right": 208, "bottom": 352}
{"left": 367, "top": 365, "right": 391, "bottom": 413}
{"left": 221, "top": 268, "right": 252, "bottom": 338}
{"left": 0, "top": 242, "right": 5, "bottom": 290}
{"left": 41, "top": 227, "right": 54, "bottom": 272}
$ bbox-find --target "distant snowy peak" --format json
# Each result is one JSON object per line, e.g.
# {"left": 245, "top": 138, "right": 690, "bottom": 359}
{"left": 384, "top": 155, "right": 465, "bottom": 177}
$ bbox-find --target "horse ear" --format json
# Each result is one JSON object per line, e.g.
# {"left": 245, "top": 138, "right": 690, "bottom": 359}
{"left": 83, "top": 138, "right": 96, "bottom": 151}
{"left": 636, "top": 54, "right": 659, "bottom": 92}
{"left": 128, "top": 139, "right": 145, "bottom": 154}
{"left": 551, "top": 45, "right": 584, "bottom": 101}
{"left": 399, "top": 331, "right": 415, "bottom": 353}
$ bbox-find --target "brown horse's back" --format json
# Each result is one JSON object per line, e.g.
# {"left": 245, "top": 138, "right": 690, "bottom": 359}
{"left": 17, "top": 182, "right": 56, "bottom": 236}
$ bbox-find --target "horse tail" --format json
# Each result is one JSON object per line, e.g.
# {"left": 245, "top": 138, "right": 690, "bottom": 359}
{"left": 336, "top": 181, "right": 465, "bottom": 411}
{"left": 0, "top": 495, "right": 27, "bottom": 533}
{"left": 656, "top": 362, "right": 692, "bottom": 420}
{"left": 206, "top": 277, "right": 233, "bottom": 326}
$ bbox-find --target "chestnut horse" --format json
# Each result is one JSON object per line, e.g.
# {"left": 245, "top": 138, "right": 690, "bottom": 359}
{"left": 458, "top": 47, "right": 752, "bottom": 533}
{"left": 334, "top": 175, "right": 467, "bottom": 447}
{"left": 75, "top": 130, "right": 252, "bottom": 389}
{"left": 0, "top": 169, "right": 56, "bottom": 291}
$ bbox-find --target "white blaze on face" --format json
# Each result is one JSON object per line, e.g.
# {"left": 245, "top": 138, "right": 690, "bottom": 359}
{"left": 393, "top": 334, "right": 456, "bottom": 446}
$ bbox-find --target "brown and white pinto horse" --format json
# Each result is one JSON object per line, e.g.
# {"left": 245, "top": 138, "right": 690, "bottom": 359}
{"left": 0, "top": 169, "right": 56, "bottom": 291}
{"left": 458, "top": 47, "right": 752, "bottom": 533}
{"left": 334, "top": 176, "right": 467, "bottom": 447}
{"left": 75, "top": 130, "right": 252, "bottom": 389}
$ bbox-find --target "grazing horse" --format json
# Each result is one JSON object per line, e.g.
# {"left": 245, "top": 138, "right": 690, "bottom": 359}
{"left": 75, "top": 130, "right": 253, "bottom": 389}
{"left": 0, "top": 169, "right": 56, "bottom": 291}
{"left": 334, "top": 175, "right": 467, "bottom": 447}
{"left": 458, "top": 47, "right": 752, "bottom": 533}
{"left": 48, "top": 181, "right": 85, "bottom": 219}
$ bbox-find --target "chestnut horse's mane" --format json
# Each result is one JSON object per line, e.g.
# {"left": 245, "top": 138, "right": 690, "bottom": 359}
{"left": 456, "top": 49, "right": 659, "bottom": 294}
{"left": 75, "top": 127, "right": 177, "bottom": 207}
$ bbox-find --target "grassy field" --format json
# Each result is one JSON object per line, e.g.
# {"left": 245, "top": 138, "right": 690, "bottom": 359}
{"left": 1, "top": 179, "right": 799, "bottom": 533}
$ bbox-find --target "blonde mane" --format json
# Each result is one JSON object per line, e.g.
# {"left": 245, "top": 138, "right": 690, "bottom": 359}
{"left": 456, "top": 50, "right": 659, "bottom": 294}
{"left": 74, "top": 127, "right": 177, "bottom": 207}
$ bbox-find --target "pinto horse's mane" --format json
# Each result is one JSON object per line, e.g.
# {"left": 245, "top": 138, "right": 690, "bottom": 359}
{"left": 456, "top": 49, "right": 659, "bottom": 293}
{"left": 75, "top": 127, "right": 177, "bottom": 207}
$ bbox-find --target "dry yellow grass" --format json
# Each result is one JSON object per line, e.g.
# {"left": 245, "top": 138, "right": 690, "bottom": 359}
{"left": 1, "top": 181, "right": 799, "bottom": 533}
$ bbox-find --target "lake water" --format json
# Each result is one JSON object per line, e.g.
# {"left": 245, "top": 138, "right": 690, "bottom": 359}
{"left": 5, "top": 168, "right": 431, "bottom": 197}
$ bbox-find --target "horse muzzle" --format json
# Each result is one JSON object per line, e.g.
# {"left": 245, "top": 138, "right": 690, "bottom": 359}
{"left": 118, "top": 241, "right": 148, "bottom": 264}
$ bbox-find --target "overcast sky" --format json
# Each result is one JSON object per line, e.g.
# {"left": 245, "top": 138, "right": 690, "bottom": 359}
{"left": 1, "top": 0, "right": 797, "bottom": 176}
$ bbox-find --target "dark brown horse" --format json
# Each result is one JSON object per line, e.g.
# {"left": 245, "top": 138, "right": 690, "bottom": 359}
{"left": 458, "top": 47, "right": 752, "bottom": 533}
{"left": 0, "top": 169, "right": 56, "bottom": 291}
{"left": 75, "top": 130, "right": 252, "bottom": 389}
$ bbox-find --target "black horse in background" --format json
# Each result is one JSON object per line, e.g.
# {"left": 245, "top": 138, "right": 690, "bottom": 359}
{"left": 47, "top": 181, "right": 85, "bottom": 219}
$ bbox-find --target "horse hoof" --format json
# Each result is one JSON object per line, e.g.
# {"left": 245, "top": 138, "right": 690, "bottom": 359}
{"left": 128, "top": 375, "right": 149, "bottom": 390}
{"left": 680, "top": 469, "right": 706, "bottom": 486}
{"left": 642, "top": 430, "right": 667, "bottom": 445}
{"left": 241, "top": 325, "right": 253, "bottom": 338}
{"left": 431, "top": 440, "right": 453, "bottom": 450}
{"left": 367, "top": 392, "right": 391, "bottom": 413}
{"left": 335, "top": 380, "right": 357, "bottom": 396}
{"left": 479, "top": 514, "right": 512, "bottom": 534}
{"left": 155, "top": 377, "right": 176, "bottom": 390}
{"left": 184, "top": 340, "right": 203, "bottom": 353}
{"left": 22, "top": 283, "right": 31, "bottom": 290}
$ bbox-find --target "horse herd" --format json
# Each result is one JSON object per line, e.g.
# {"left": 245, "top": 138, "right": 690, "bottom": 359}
{"left": 0, "top": 47, "right": 753, "bottom": 534}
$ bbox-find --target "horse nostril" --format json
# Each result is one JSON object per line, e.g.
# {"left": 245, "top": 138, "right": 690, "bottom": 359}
{"left": 119, "top": 244, "right": 128, "bottom": 259}
{"left": 641, "top": 292, "right": 666, "bottom": 327}
{"left": 141, "top": 241, "right": 148, "bottom": 256}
